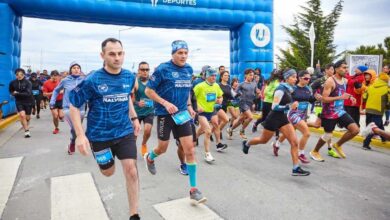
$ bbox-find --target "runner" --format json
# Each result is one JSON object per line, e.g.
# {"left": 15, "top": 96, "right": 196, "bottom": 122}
{"left": 69, "top": 38, "right": 141, "bottom": 220}
{"left": 242, "top": 69, "right": 310, "bottom": 176}
{"left": 144, "top": 40, "right": 207, "bottom": 204}
{"left": 29, "top": 72, "right": 43, "bottom": 119}
{"left": 308, "top": 63, "right": 341, "bottom": 158}
{"left": 218, "top": 70, "right": 234, "bottom": 136}
{"left": 227, "top": 78, "right": 240, "bottom": 129}
{"left": 194, "top": 67, "right": 227, "bottom": 163}
{"left": 227, "top": 69, "right": 260, "bottom": 140}
{"left": 43, "top": 70, "right": 64, "bottom": 134}
{"left": 133, "top": 61, "right": 154, "bottom": 157}
{"left": 310, "top": 60, "right": 360, "bottom": 162}
{"left": 9, "top": 68, "right": 33, "bottom": 138}
{"left": 50, "top": 61, "right": 85, "bottom": 155}
{"left": 273, "top": 70, "right": 320, "bottom": 163}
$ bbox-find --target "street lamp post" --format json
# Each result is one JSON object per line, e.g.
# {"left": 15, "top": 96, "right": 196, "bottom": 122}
{"left": 118, "top": 27, "right": 134, "bottom": 40}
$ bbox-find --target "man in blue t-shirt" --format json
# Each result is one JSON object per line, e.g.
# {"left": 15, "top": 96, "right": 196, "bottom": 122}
{"left": 144, "top": 40, "right": 207, "bottom": 205}
{"left": 69, "top": 38, "right": 141, "bottom": 220}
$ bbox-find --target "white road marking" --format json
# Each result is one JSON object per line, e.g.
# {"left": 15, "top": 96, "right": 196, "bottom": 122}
{"left": 51, "top": 172, "right": 109, "bottom": 220}
{"left": 154, "top": 197, "right": 223, "bottom": 220}
{"left": 0, "top": 156, "right": 23, "bottom": 217}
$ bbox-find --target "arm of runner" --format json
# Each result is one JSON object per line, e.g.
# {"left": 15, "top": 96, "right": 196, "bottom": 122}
{"left": 145, "top": 87, "right": 178, "bottom": 114}
{"left": 16, "top": 81, "right": 33, "bottom": 97}
{"left": 187, "top": 94, "right": 196, "bottom": 117}
{"left": 50, "top": 80, "right": 64, "bottom": 107}
{"left": 70, "top": 104, "right": 90, "bottom": 156}
{"left": 128, "top": 96, "right": 140, "bottom": 136}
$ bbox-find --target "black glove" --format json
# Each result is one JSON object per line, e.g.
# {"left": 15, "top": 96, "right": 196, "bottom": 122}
{"left": 354, "top": 82, "right": 362, "bottom": 89}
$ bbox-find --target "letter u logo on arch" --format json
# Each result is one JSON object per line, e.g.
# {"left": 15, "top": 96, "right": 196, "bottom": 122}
{"left": 251, "top": 23, "right": 271, "bottom": 48}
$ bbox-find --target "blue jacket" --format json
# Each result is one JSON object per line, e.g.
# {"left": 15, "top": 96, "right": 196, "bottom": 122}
{"left": 50, "top": 75, "right": 85, "bottom": 110}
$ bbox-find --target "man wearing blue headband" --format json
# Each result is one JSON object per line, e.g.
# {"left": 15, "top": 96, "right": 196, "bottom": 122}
{"left": 145, "top": 40, "right": 207, "bottom": 204}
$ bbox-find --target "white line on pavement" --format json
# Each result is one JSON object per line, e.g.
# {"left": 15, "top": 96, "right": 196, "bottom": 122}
{"left": 0, "top": 156, "right": 23, "bottom": 217}
{"left": 51, "top": 172, "right": 109, "bottom": 220}
{"left": 154, "top": 197, "right": 223, "bottom": 220}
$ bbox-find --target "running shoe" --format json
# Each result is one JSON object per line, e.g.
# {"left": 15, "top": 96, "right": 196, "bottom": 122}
{"left": 361, "top": 122, "right": 377, "bottom": 137}
{"left": 53, "top": 128, "right": 59, "bottom": 134}
{"left": 129, "top": 214, "right": 140, "bottom": 220}
{"left": 309, "top": 151, "right": 325, "bottom": 162}
{"left": 252, "top": 124, "right": 258, "bottom": 133}
{"left": 226, "top": 128, "right": 233, "bottom": 140}
{"left": 216, "top": 143, "right": 228, "bottom": 152}
{"left": 272, "top": 141, "right": 279, "bottom": 157}
{"left": 332, "top": 143, "right": 346, "bottom": 158}
{"left": 240, "top": 130, "right": 247, "bottom": 140}
{"left": 141, "top": 144, "right": 148, "bottom": 157}
{"left": 327, "top": 148, "right": 340, "bottom": 158}
{"left": 68, "top": 143, "right": 75, "bottom": 155}
{"left": 179, "top": 163, "right": 188, "bottom": 175}
{"left": 242, "top": 140, "right": 250, "bottom": 154}
{"left": 292, "top": 167, "right": 311, "bottom": 176}
{"left": 190, "top": 188, "right": 207, "bottom": 205}
{"left": 204, "top": 152, "right": 215, "bottom": 163}
{"left": 36, "top": 114, "right": 40, "bottom": 119}
{"left": 143, "top": 153, "right": 157, "bottom": 175}
{"left": 362, "top": 145, "right": 372, "bottom": 150}
{"left": 24, "top": 130, "right": 31, "bottom": 138}
{"left": 298, "top": 154, "right": 310, "bottom": 164}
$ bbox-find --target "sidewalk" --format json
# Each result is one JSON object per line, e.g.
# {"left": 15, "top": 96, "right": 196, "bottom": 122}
{"left": 0, "top": 114, "right": 19, "bottom": 131}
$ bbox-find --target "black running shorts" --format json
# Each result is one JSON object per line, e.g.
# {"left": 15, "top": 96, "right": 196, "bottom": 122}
{"left": 138, "top": 113, "right": 154, "bottom": 125}
{"left": 16, "top": 102, "right": 33, "bottom": 115}
{"left": 321, "top": 113, "right": 356, "bottom": 133}
{"left": 157, "top": 115, "right": 193, "bottom": 141}
{"left": 261, "top": 111, "right": 290, "bottom": 132}
{"left": 90, "top": 133, "right": 137, "bottom": 170}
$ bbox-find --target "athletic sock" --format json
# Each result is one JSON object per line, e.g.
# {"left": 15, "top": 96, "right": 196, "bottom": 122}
{"left": 293, "top": 164, "right": 299, "bottom": 170}
{"left": 148, "top": 150, "right": 159, "bottom": 161}
{"left": 275, "top": 140, "right": 281, "bottom": 147}
{"left": 186, "top": 163, "right": 197, "bottom": 188}
{"left": 299, "top": 150, "right": 305, "bottom": 155}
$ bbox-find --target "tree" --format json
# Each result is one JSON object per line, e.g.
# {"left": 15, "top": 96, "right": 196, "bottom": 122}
{"left": 277, "top": 0, "right": 344, "bottom": 70}
{"left": 347, "top": 37, "right": 390, "bottom": 65}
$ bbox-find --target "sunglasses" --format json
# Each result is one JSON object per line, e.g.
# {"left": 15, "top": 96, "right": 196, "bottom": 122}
{"left": 302, "top": 77, "right": 311, "bottom": 81}
{"left": 139, "top": 68, "right": 150, "bottom": 72}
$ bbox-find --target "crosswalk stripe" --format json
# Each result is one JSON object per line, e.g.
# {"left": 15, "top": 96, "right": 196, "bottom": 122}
{"left": 0, "top": 156, "right": 23, "bottom": 217}
{"left": 51, "top": 172, "right": 109, "bottom": 220}
{"left": 154, "top": 197, "right": 223, "bottom": 220}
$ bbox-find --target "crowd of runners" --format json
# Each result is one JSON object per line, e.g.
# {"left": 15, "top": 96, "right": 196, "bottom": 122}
{"left": 8, "top": 38, "right": 390, "bottom": 220}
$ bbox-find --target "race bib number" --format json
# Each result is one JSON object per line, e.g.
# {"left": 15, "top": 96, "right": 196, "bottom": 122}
{"left": 93, "top": 148, "right": 114, "bottom": 165}
{"left": 297, "top": 102, "right": 309, "bottom": 111}
{"left": 172, "top": 110, "right": 191, "bottom": 125}
{"left": 206, "top": 93, "right": 216, "bottom": 102}
{"left": 143, "top": 98, "right": 154, "bottom": 108}
{"left": 32, "top": 90, "right": 40, "bottom": 95}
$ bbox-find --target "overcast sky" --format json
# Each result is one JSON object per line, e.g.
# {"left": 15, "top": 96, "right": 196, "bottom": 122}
{"left": 20, "top": 0, "right": 390, "bottom": 73}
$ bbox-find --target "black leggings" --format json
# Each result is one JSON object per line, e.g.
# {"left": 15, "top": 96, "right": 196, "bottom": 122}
{"left": 32, "top": 95, "right": 42, "bottom": 115}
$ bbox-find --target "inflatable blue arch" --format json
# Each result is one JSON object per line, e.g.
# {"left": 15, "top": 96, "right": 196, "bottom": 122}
{"left": 0, "top": 0, "right": 274, "bottom": 117}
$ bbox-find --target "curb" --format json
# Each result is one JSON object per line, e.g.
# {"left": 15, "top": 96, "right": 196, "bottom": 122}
{"left": 0, "top": 114, "right": 19, "bottom": 131}
{"left": 309, "top": 127, "right": 390, "bottom": 150}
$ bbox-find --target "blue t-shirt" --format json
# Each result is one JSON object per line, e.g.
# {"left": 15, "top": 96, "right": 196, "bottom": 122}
{"left": 69, "top": 68, "right": 136, "bottom": 142}
{"left": 147, "top": 60, "right": 193, "bottom": 116}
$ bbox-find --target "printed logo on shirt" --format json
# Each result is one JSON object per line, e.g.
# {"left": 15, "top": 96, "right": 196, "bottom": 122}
{"left": 98, "top": 84, "right": 109, "bottom": 93}
{"left": 103, "top": 93, "right": 129, "bottom": 103}
{"left": 175, "top": 80, "right": 192, "bottom": 88}
{"left": 150, "top": 75, "right": 156, "bottom": 81}
{"left": 172, "top": 72, "right": 179, "bottom": 78}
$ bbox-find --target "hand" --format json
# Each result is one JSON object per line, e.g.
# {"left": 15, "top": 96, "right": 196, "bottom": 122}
{"left": 163, "top": 101, "right": 178, "bottom": 114}
{"left": 12, "top": 91, "right": 18, "bottom": 95}
{"left": 188, "top": 106, "right": 196, "bottom": 118}
{"left": 216, "top": 98, "right": 222, "bottom": 105}
{"left": 132, "top": 118, "right": 141, "bottom": 137}
{"left": 314, "top": 93, "right": 322, "bottom": 101}
{"left": 75, "top": 135, "right": 90, "bottom": 156}
{"left": 197, "top": 107, "right": 204, "bottom": 113}
{"left": 350, "top": 96, "right": 357, "bottom": 105}
{"left": 291, "top": 101, "right": 299, "bottom": 110}
{"left": 341, "top": 93, "right": 351, "bottom": 100}
{"left": 137, "top": 100, "right": 145, "bottom": 107}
